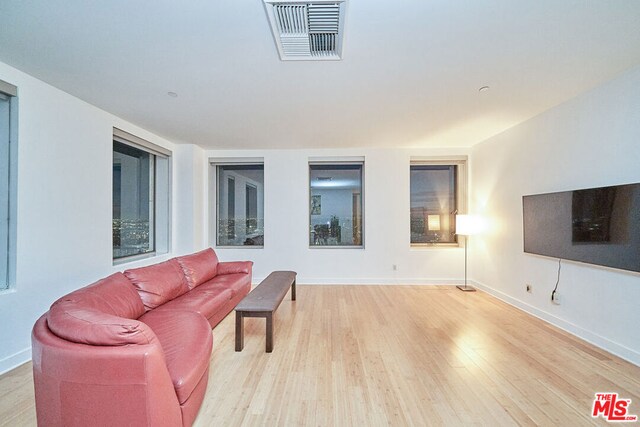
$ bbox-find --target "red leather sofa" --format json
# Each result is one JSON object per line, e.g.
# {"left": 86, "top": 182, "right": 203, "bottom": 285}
{"left": 31, "top": 248, "right": 252, "bottom": 427}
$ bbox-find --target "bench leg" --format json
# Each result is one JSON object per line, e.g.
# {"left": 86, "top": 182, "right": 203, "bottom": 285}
{"left": 292, "top": 279, "right": 296, "bottom": 301}
{"left": 266, "top": 313, "right": 273, "bottom": 353}
{"left": 235, "top": 311, "right": 244, "bottom": 352}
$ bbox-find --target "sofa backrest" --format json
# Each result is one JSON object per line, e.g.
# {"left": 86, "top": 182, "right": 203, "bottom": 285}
{"left": 47, "top": 272, "right": 155, "bottom": 346}
{"left": 176, "top": 248, "right": 220, "bottom": 290}
{"left": 124, "top": 258, "right": 190, "bottom": 311}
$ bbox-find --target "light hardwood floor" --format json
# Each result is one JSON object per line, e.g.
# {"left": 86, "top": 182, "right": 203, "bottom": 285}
{"left": 1, "top": 285, "right": 639, "bottom": 426}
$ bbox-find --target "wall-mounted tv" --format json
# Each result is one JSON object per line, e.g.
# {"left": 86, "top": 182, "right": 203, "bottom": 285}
{"left": 523, "top": 183, "right": 640, "bottom": 273}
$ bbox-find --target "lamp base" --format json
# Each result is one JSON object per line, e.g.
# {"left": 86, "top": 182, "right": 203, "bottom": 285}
{"left": 456, "top": 284, "right": 476, "bottom": 292}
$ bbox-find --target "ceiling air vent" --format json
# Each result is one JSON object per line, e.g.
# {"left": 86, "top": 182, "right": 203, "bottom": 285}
{"left": 263, "top": 0, "right": 347, "bottom": 61}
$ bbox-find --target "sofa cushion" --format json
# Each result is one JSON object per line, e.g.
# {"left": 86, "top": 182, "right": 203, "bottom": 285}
{"left": 216, "top": 261, "right": 253, "bottom": 275}
{"left": 124, "top": 259, "right": 190, "bottom": 311}
{"left": 153, "top": 286, "right": 233, "bottom": 321}
{"left": 176, "top": 248, "right": 219, "bottom": 290}
{"left": 138, "top": 310, "right": 212, "bottom": 404}
{"left": 51, "top": 272, "right": 145, "bottom": 319}
{"left": 47, "top": 305, "right": 156, "bottom": 346}
{"left": 199, "top": 273, "right": 252, "bottom": 299}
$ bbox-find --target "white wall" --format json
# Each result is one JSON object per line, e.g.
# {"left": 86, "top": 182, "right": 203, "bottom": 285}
{"left": 173, "top": 143, "right": 206, "bottom": 255}
{"left": 470, "top": 65, "right": 640, "bottom": 365}
{"left": 205, "top": 148, "right": 468, "bottom": 285}
{"left": 0, "top": 61, "right": 201, "bottom": 373}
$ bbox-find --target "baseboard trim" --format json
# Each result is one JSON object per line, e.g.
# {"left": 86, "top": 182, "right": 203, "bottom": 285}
{"left": 472, "top": 279, "right": 640, "bottom": 367}
{"left": 0, "top": 347, "right": 31, "bottom": 376}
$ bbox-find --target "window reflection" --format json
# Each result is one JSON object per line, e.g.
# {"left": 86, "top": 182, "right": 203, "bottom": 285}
{"left": 217, "top": 164, "right": 264, "bottom": 246}
{"left": 309, "top": 163, "right": 363, "bottom": 247}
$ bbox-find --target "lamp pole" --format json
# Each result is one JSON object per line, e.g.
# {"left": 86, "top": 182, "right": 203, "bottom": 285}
{"left": 455, "top": 215, "right": 476, "bottom": 292}
{"left": 464, "top": 235, "right": 467, "bottom": 286}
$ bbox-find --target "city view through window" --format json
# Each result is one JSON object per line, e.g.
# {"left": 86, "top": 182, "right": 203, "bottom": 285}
{"left": 113, "top": 141, "right": 155, "bottom": 259}
{"left": 410, "top": 164, "right": 457, "bottom": 244}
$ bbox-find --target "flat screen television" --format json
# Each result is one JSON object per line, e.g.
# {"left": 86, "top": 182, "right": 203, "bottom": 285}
{"left": 523, "top": 183, "right": 640, "bottom": 273}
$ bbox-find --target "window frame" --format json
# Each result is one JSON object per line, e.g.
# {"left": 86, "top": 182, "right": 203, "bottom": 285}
{"left": 112, "top": 128, "right": 171, "bottom": 264}
{"left": 212, "top": 160, "right": 265, "bottom": 249}
{"left": 245, "top": 182, "right": 258, "bottom": 234}
{"left": 308, "top": 159, "right": 365, "bottom": 249}
{"left": 0, "top": 80, "right": 17, "bottom": 291}
{"left": 409, "top": 156, "right": 467, "bottom": 248}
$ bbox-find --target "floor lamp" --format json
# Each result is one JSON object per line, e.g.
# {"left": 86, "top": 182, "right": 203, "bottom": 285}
{"left": 456, "top": 214, "right": 476, "bottom": 292}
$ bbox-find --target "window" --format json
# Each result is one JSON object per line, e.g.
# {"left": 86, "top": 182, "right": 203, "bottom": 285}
{"left": 410, "top": 159, "right": 466, "bottom": 245}
{"left": 0, "top": 80, "right": 17, "bottom": 290}
{"left": 112, "top": 129, "right": 170, "bottom": 261}
{"left": 309, "top": 162, "right": 363, "bottom": 247}
{"left": 216, "top": 164, "right": 264, "bottom": 247}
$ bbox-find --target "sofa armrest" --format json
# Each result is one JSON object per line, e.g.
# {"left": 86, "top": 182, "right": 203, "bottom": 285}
{"left": 216, "top": 261, "right": 253, "bottom": 275}
{"left": 32, "top": 315, "right": 182, "bottom": 427}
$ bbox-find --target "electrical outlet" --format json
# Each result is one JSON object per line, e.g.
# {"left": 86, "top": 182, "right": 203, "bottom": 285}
{"left": 526, "top": 284, "right": 532, "bottom": 293}
{"left": 392, "top": 264, "right": 398, "bottom": 271}
{"left": 551, "top": 292, "right": 561, "bottom": 305}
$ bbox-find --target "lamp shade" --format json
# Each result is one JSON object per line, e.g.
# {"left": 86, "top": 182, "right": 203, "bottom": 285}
{"left": 455, "top": 214, "right": 477, "bottom": 236}
{"left": 427, "top": 214, "right": 441, "bottom": 231}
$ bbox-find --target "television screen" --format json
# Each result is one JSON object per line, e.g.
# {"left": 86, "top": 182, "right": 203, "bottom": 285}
{"left": 523, "top": 183, "right": 640, "bottom": 273}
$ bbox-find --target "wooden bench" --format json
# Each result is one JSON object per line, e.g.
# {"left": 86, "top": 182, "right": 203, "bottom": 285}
{"left": 235, "top": 271, "right": 296, "bottom": 353}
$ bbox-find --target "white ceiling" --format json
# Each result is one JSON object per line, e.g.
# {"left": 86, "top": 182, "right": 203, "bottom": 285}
{"left": 1, "top": 1, "right": 640, "bottom": 150}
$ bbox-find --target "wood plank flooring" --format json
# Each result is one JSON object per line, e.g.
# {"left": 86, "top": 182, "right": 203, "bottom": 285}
{"left": 1, "top": 285, "right": 639, "bottom": 426}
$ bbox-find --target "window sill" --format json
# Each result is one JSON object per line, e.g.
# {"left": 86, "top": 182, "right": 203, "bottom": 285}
{"left": 113, "top": 251, "right": 164, "bottom": 266}
{"left": 410, "top": 243, "right": 462, "bottom": 249}
{"left": 309, "top": 245, "right": 365, "bottom": 249}
{"left": 0, "top": 287, "right": 16, "bottom": 296}
{"left": 215, "top": 246, "right": 264, "bottom": 249}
